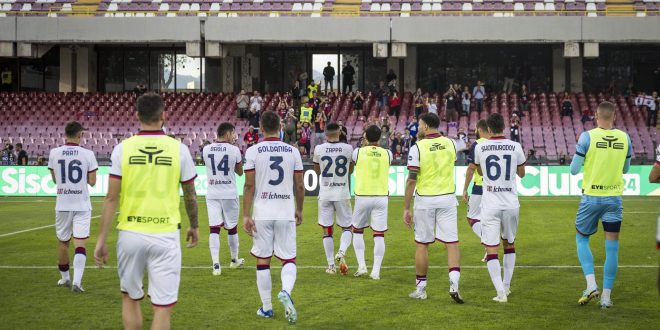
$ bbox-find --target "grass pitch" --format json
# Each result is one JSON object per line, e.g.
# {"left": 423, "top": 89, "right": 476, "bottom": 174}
{"left": 0, "top": 196, "right": 658, "bottom": 329}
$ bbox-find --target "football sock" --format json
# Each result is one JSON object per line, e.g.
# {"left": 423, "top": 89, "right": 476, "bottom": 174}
{"left": 372, "top": 235, "right": 385, "bottom": 275}
{"left": 416, "top": 275, "right": 427, "bottom": 290}
{"left": 281, "top": 262, "right": 297, "bottom": 295}
{"left": 449, "top": 267, "right": 460, "bottom": 291}
{"left": 468, "top": 218, "right": 482, "bottom": 238}
{"left": 209, "top": 227, "right": 220, "bottom": 265}
{"left": 353, "top": 232, "right": 366, "bottom": 269}
{"left": 576, "top": 233, "right": 596, "bottom": 288}
{"left": 338, "top": 229, "right": 352, "bottom": 256}
{"left": 486, "top": 254, "right": 505, "bottom": 294}
{"left": 503, "top": 248, "right": 516, "bottom": 290}
{"left": 603, "top": 239, "right": 619, "bottom": 292}
{"left": 323, "top": 235, "right": 335, "bottom": 266}
{"left": 256, "top": 265, "right": 273, "bottom": 311}
{"left": 72, "top": 247, "right": 86, "bottom": 286}
{"left": 227, "top": 227, "right": 239, "bottom": 261}
{"left": 58, "top": 264, "right": 70, "bottom": 281}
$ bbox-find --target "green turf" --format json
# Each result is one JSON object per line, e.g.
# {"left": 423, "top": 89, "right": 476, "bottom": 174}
{"left": 0, "top": 196, "right": 658, "bottom": 329}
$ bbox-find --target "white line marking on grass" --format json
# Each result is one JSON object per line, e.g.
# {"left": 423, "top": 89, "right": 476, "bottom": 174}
{"left": 0, "top": 215, "right": 101, "bottom": 238}
{"left": 0, "top": 265, "right": 656, "bottom": 270}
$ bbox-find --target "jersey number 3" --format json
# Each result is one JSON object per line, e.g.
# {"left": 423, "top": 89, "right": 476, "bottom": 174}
{"left": 269, "top": 156, "right": 284, "bottom": 185}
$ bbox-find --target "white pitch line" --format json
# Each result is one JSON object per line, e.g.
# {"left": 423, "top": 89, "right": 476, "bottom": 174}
{"left": 0, "top": 265, "right": 656, "bottom": 270}
{"left": 0, "top": 215, "right": 101, "bottom": 238}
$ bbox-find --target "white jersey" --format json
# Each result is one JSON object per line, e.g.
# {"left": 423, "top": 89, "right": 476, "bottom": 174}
{"left": 474, "top": 137, "right": 526, "bottom": 210}
{"left": 656, "top": 145, "right": 660, "bottom": 165}
{"left": 48, "top": 144, "right": 98, "bottom": 212}
{"left": 202, "top": 142, "right": 242, "bottom": 200}
{"left": 245, "top": 138, "right": 303, "bottom": 221}
{"left": 313, "top": 142, "right": 353, "bottom": 201}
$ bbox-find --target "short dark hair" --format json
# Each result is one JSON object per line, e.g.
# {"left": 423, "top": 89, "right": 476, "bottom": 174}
{"left": 136, "top": 93, "right": 164, "bottom": 124}
{"left": 486, "top": 113, "right": 505, "bottom": 134}
{"left": 217, "top": 122, "right": 235, "bottom": 138}
{"left": 419, "top": 113, "right": 440, "bottom": 129}
{"left": 65, "top": 121, "right": 85, "bottom": 138}
{"left": 15, "top": 143, "right": 22, "bottom": 148}
{"left": 260, "top": 111, "right": 281, "bottom": 134}
{"left": 365, "top": 125, "right": 381, "bottom": 143}
{"left": 325, "top": 122, "right": 340, "bottom": 133}
{"left": 476, "top": 119, "right": 488, "bottom": 132}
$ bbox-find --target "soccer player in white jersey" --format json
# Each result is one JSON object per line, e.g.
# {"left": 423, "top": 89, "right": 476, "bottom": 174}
{"left": 648, "top": 145, "right": 659, "bottom": 291}
{"left": 243, "top": 111, "right": 305, "bottom": 324}
{"left": 463, "top": 120, "right": 490, "bottom": 262}
{"left": 473, "top": 113, "right": 526, "bottom": 303}
{"left": 312, "top": 122, "right": 354, "bottom": 275}
{"left": 48, "top": 121, "right": 98, "bottom": 293}
{"left": 202, "top": 122, "right": 245, "bottom": 275}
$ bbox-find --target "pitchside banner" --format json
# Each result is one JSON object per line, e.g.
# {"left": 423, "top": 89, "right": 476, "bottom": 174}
{"left": 0, "top": 165, "right": 658, "bottom": 197}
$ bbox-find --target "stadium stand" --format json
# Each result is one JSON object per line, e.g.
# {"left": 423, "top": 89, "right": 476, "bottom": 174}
{"left": 0, "top": 91, "right": 656, "bottom": 161}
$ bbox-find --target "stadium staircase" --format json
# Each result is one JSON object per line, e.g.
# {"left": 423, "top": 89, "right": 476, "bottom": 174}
{"left": 331, "top": 0, "right": 360, "bottom": 16}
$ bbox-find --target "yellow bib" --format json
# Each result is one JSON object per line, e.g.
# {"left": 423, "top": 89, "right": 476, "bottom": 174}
{"left": 582, "top": 128, "right": 629, "bottom": 196}
{"left": 300, "top": 106, "right": 313, "bottom": 123}
{"left": 415, "top": 136, "right": 456, "bottom": 196}
{"left": 354, "top": 146, "right": 390, "bottom": 196}
{"left": 117, "top": 135, "right": 183, "bottom": 233}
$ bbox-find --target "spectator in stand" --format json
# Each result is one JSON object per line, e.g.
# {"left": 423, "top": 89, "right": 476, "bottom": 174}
{"left": 277, "top": 98, "right": 289, "bottom": 118}
{"left": 581, "top": 106, "right": 594, "bottom": 124}
{"left": 16, "top": 143, "right": 28, "bottom": 165}
{"left": 520, "top": 84, "right": 529, "bottom": 113}
{"left": 314, "top": 110, "right": 327, "bottom": 146}
{"left": 250, "top": 91, "right": 263, "bottom": 112}
{"left": 323, "top": 62, "right": 335, "bottom": 94}
{"left": 393, "top": 144, "right": 404, "bottom": 163}
{"left": 342, "top": 61, "right": 356, "bottom": 93}
{"left": 379, "top": 125, "right": 391, "bottom": 150}
{"left": 1, "top": 143, "right": 16, "bottom": 165}
{"left": 634, "top": 92, "right": 645, "bottom": 112}
{"left": 461, "top": 86, "right": 471, "bottom": 116}
{"left": 444, "top": 85, "right": 458, "bottom": 126}
{"left": 407, "top": 118, "right": 419, "bottom": 144}
{"left": 37, "top": 156, "right": 46, "bottom": 166}
{"left": 376, "top": 81, "right": 389, "bottom": 109}
{"left": 386, "top": 69, "right": 397, "bottom": 92}
{"left": 390, "top": 132, "right": 402, "bottom": 154}
{"left": 473, "top": 81, "right": 486, "bottom": 113}
{"left": 427, "top": 97, "right": 438, "bottom": 116}
{"left": 454, "top": 129, "right": 469, "bottom": 163}
{"left": 284, "top": 109, "right": 298, "bottom": 145}
{"left": 527, "top": 149, "right": 538, "bottom": 165}
{"left": 380, "top": 115, "right": 391, "bottom": 129}
{"left": 1, "top": 67, "right": 11, "bottom": 92}
{"left": 236, "top": 89, "right": 250, "bottom": 119}
{"left": 299, "top": 71, "right": 308, "bottom": 94}
{"left": 561, "top": 97, "right": 573, "bottom": 117}
{"left": 353, "top": 91, "right": 364, "bottom": 117}
{"left": 413, "top": 88, "right": 425, "bottom": 119}
{"left": 322, "top": 98, "right": 333, "bottom": 117}
{"left": 133, "top": 84, "right": 147, "bottom": 97}
{"left": 248, "top": 107, "right": 261, "bottom": 131}
{"left": 300, "top": 122, "right": 312, "bottom": 157}
{"left": 292, "top": 81, "right": 301, "bottom": 109}
{"left": 647, "top": 91, "right": 658, "bottom": 127}
{"left": 243, "top": 126, "right": 259, "bottom": 150}
{"left": 402, "top": 128, "right": 412, "bottom": 154}
{"left": 510, "top": 114, "right": 521, "bottom": 142}
{"left": 307, "top": 81, "right": 319, "bottom": 99}
{"left": 389, "top": 91, "right": 401, "bottom": 118}
{"left": 337, "top": 120, "right": 348, "bottom": 143}
{"left": 503, "top": 63, "right": 515, "bottom": 93}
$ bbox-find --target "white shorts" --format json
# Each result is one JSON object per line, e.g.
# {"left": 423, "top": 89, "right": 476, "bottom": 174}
{"left": 250, "top": 220, "right": 296, "bottom": 260}
{"left": 414, "top": 207, "right": 459, "bottom": 244}
{"left": 117, "top": 230, "right": 181, "bottom": 307}
{"left": 481, "top": 208, "right": 519, "bottom": 247}
{"left": 55, "top": 211, "right": 92, "bottom": 241}
{"left": 318, "top": 199, "right": 353, "bottom": 229}
{"left": 467, "top": 194, "right": 483, "bottom": 221}
{"left": 206, "top": 198, "right": 240, "bottom": 229}
{"left": 352, "top": 196, "right": 389, "bottom": 232}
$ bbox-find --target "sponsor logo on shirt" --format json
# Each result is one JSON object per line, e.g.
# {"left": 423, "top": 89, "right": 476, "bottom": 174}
{"left": 323, "top": 182, "right": 346, "bottom": 187}
{"left": 129, "top": 146, "right": 173, "bottom": 166}
{"left": 595, "top": 136, "right": 624, "bottom": 150}
{"left": 260, "top": 192, "right": 292, "bottom": 200}
{"left": 126, "top": 215, "right": 171, "bottom": 224}
{"left": 57, "top": 188, "right": 83, "bottom": 195}
{"left": 486, "top": 185, "right": 513, "bottom": 193}
{"left": 209, "top": 179, "right": 232, "bottom": 185}
{"left": 429, "top": 143, "right": 446, "bottom": 151}
{"left": 590, "top": 184, "right": 621, "bottom": 191}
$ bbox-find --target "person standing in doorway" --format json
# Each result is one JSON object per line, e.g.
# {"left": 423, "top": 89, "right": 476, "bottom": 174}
{"left": 323, "top": 62, "right": 335, "bottom": 94}
{"left": 1, "top": 67, "right": 12, "bottom": 92}
{"left": 342, "top": 61, "right": 356, "bottom": 94}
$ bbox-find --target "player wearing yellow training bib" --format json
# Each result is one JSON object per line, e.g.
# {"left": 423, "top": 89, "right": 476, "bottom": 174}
{"left": 94, "top": 93, "right": 200, "bottom": 330}
{"left": 351, "top": 125, "right": 392, "bottom": 280}
{"left": 463, "top": 120, "right": 491, "bottom": 252}
{"left": 569, "top": 101, "right": 632, "bottom": 309}
{"left": 404, "top": 113, "right": 463, "bottom": 303}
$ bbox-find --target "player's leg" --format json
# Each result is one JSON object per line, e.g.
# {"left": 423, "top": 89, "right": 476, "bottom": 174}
{"left": 436, "top": 207, "right": 463, "bottom": 303}
{"left": 318, "top": 200, "right": 336, "bottom": 273}
{"left": 369, "top": 197, "right": 389, "bottom": 280}
{"left": 481, "top": 209, "right": 507, "bottom": 302}
{"left": 335, "top": 200, "right": 353, "bottom": 275}
{"left": 71, "top": 211, "right": 91, "bottom": 292}
{"left": 600, "top": 196, "right": 623, "bottom": 308}
{"left": 351, "top": 197, "right": 369, "bottom": 276}
{"left": 117, "top": 231, "right": 147, "bottom": 330}
{"left": 55, "top": 211, "right": 73, "bottom": 286}
{"left": 275, "top": 221, "right": 298, "bottom": 324}
{"left": 224, "top": 199, "right": 244, "bottom": 269}
{"left": 251, "top": 221, "right": 274, "bottom": 318}
{"left": 575, "top": 196, "right": 602, "bottom": 305}
{"left": 410, "top": 208, "right": 434, "bottom": 299}
{"left": 207, "top": 199, "right": 222, "bottom": 275}
{"left": 501, "top": 208, "right": 519, "bottom": 296}
{"left": 146, "top": 232, "right": 181, "bottom": 330}
{"left": 466, "top": 194, "right": 483, "bottom": 239}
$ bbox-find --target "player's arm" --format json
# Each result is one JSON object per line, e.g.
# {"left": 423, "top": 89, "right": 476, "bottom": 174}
{"left": 87, "top": 170, "right": 97, "bottom": 187}
{"left": 517, "top": 163, "right": 526, "bottom": 178}
{"left": 242, "top": 168, "right": 256, "bottom": 235}
{"left": 463, "top": 142, "right": 477, "bottom": 202}
{"left": 570, "top": 132, "right": 590, "bottom": 175}
{"left": 404, "top": 170, "right": 417, "bottom": 229}
{"left": 47, "top": 151, "right": 56, "bottom": 183}
{"left": 623, "top": 135, "right": 632, "bottom": 174}
{"left": 87, "top": 153, "right": 99, "bottom": 187}
{"left": 49, "top": 169, "right": 56, "bottom": 183}
{"left": 182, "top": 182, "right": 199, "bottom": 247}
{"left": 312, "top": 146, "right": 321, "bottom": 175}
{"left": 234, "top": 161, "right": 244, "bottom": 176}
{"left": 94, "top": 177, "right": 121, "bottom": 268}
{"left": 650, "top": 163, "right": 660, "bottom": 183}
{"left": 293, "top": 171, "right": 304, "bottom": 225}
{"left": 516, "top": 145, "right": 527, "bottom": 178}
